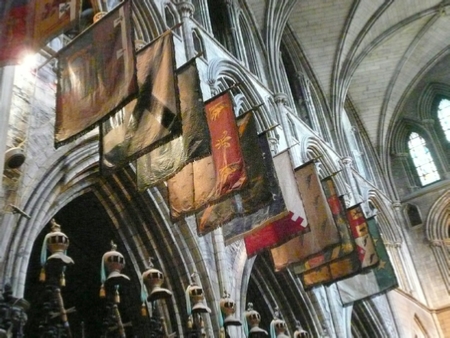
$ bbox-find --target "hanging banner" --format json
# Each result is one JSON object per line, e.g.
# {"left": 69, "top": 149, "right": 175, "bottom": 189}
{"left": 336, "top": 216, "right": 398, "bottom": 305}
{"left": 204, "top": 91, "right": 246, "bottom": 196}
{"left": 136, "top": 58, "right": 210, "bottom": 188}
{"left": 167, "top": 90, "right": 246, "bottom": 219}
{"left": 347, "top": 204, "right": 379, "bottom": 269}
{"left": 56, "top": 0, "right": 137, "bottom": 145}
{"left": 294, "top": 178, "right": 356, "bottom": 274}
{"left": 197, "top": 112, "right": 272, "bottom": 236}
{"left": 0, "top": 0, "right": 81, "bottom": 66}
{"left": 270, "top": 159, "right": 341, "bottom": 271}
{"left": 99, "top": 30, "right": 179, "bottom": 170}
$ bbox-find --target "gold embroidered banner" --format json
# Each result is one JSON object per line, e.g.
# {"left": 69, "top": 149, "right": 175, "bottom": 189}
{"left": 197, "top": 112, "right": 272, "bottom": 236}
{"left": 205, "top": 91, "right": 246, "bottom": 196}
{"left": 136, "top": 58, "right": 210, "bottom": 189}
{"left": 270, "top": 160, "right": 341, "bottom": 271}
{"left": 56, "top": 0, "right": 137, "bottom": 146}
{"left": 99, "top": 30, "right": 180, "bottom": 172}
{"left": 167, "top": 91, "right": 246, "bottom": 219}
{"left": 34, "top": 0, "right": 80, "bottom": 47}
{"left": 1, "top": 0, "right": 81, "bottom": 66}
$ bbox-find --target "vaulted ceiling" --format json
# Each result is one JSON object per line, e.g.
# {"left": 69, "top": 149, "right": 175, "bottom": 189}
{"left": 246, "top": 0, "right": 450, "bottom": 155}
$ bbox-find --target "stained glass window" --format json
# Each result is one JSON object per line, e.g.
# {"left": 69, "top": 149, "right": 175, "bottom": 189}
{"left": 408, "top": 132, "right": 440, "bottom": 186}
{"left": 437, "top": 98, "right": 450, "bottom": 142}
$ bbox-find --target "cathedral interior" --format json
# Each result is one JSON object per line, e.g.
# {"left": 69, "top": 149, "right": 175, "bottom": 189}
{"left": 1, "top": 0, "right": 450, "bottom": 337}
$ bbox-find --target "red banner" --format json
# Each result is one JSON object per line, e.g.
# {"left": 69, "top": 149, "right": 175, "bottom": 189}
{"left": 167, "top": 91, "right": 246, "bottom": 219}
{"left": 244, "top": 211, "right": 304, "bottom": 257}
{"left": 205, "top": 91, "right": 246, "bottom": 195}
{"left": 0, "top": 0, "right": 81, "bottom": 66}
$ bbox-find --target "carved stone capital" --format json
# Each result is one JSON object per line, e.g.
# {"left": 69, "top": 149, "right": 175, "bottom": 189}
{"left": 341, "top": 156, "right": 353, "bottom": 167}
{"left": 392, "top": 201, "right": 402, "bottom": 210}
{"left": 273, "top": 93, "right": 288, "bottom": 105}
{"left": 421, "top": 118, "right": 435, "bottom": 126}
{"left": 391, "top": 152, "right": 409, "bottom": 158}
{"left": 178, "top": 1, "right": 195, "bottom": 17}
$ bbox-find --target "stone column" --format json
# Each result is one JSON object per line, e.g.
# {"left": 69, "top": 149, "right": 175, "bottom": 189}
{"left": 340, "top": 157, "right": 360, "bottom": 206}
{"left": 274, "top": 93, "right": 294, "bottom": 150}
{"left": 0, "top": 66, "right": 15, "bottom": 189}
{"left": 178, "top": 1, "right": 196, "bottom": 60}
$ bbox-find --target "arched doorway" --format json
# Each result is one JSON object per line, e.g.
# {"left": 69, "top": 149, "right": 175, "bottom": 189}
{"left": 24, "top": 192, "right": 145, "bottom": 337}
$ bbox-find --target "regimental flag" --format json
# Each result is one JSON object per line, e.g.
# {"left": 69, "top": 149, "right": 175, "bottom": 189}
{"left": 136, "top": 58, "right": 210, "bottom": 189}
{"left": 0, "top": 0, "right": 81, "bottom": 66}
{"left": 167, "top": 91, "right": 246, "bottom": 219}
{"left": 299, "top": 197, "right": 381, "bottom": 289}
{"left": 294, "top": 178, "right": 356, "bottom": 274}
{"left": 244, "top": 211, "right": 305, "bottom": 257}
{"left": 336, "top": 216, "right": 398, "bottom": 305}
{"left": 347, "top": 204, "right": 378, "bottom": 269}
{"left": 235, "top": 151, "right": 311, "bottom": 254}
{"left": 270, "top": 159, "right": 341, "bottom": 271}
{"left": 55, "top": 0, "right": 137, "bottom": 146}
{"left": 221, "top": 132, "right": 289, "bottom": 244}
{"left": 299, "top": 196, "right": 361, "bottom": 289}
{"left": 196, "top": 112, "right": 273, "bottom": 236}
{"left": 99, "top": 30, "right": 180, "bottom": 171}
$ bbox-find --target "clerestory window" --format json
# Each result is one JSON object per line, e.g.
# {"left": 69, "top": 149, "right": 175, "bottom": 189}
{"left": 407, "top": 132, "right": 440, "bottom": 186}
{"left": 437, "top": 98, "right": 450, "bottom": 142}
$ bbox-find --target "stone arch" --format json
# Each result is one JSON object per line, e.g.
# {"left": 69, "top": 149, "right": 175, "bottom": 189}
{"left": 418, "top": 82, "right": 450, "bottom": 121}
{"left": 207, "top": 57, "right": 277, "bottom": 131}
{"left": 248, "top": 252, "right": 321, "bottom": 336}
{"left": 2, "top": 134, "right": 225, "bottom": 335}
{"left": 132, "top": 0, "right": 165, "bottom": 42}
{"left": 425, "top": 190, "right": 450, "bottom": 291}
{"left": 236, "top": 9, "right": 262, "bottom": 78}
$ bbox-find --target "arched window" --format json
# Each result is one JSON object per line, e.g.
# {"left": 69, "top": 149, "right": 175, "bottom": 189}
{"left": 437, "top": 98, "right": 450, "bottom": 142}
{"left": 192, "top": 29, "right": 205, "bottom": 58}
{"left": 164, "top": 5, "right": 181, "bottom": 35}
{"left": 238, "top": 14, "right": 260, "bottom": 77}
{"left": 407, "top": 132, "right": 440, "bottom": 186}
{"left": 207, "top": 0, "right": 236, "bottom": 57}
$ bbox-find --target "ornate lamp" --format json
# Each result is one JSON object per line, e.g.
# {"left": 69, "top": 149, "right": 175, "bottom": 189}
{"left": 244, "top": 303, "right": 268, "bottom": 337}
